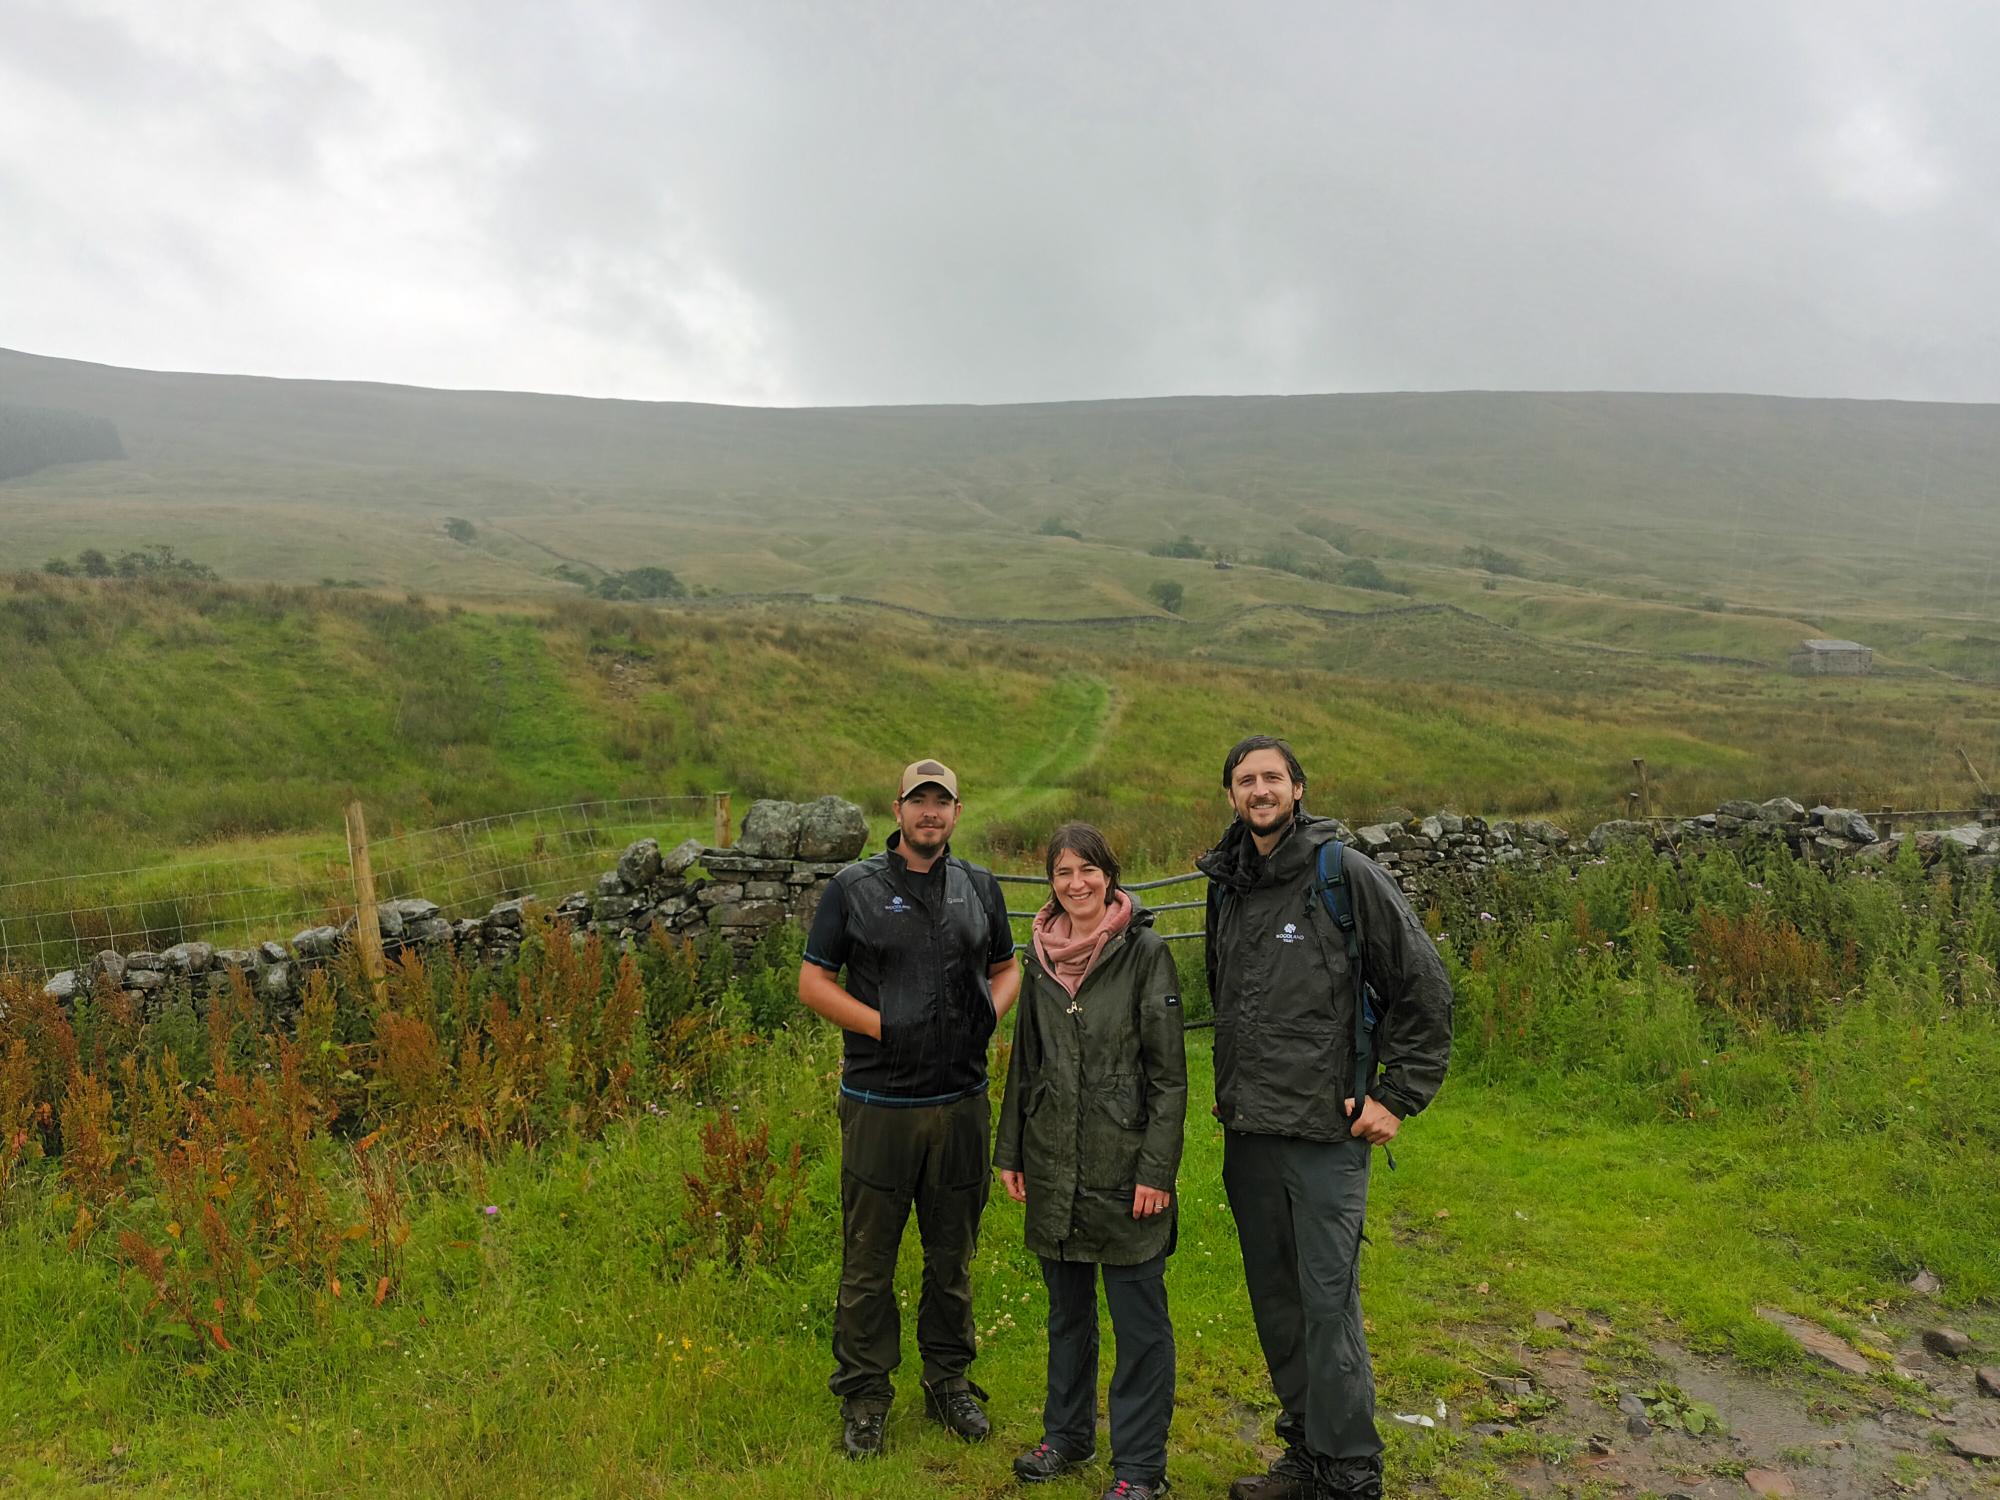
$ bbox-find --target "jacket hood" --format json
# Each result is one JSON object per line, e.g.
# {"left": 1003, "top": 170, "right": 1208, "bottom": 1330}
{"left": 1196, "top": 812, "right": 1343, "bottom": 892}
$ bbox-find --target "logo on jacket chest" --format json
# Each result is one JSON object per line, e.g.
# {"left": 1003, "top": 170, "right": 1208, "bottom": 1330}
{"left": 1275, "top": 921, "right": 1306, "bottom": 944}
{"left": 885, "top": 895, "right": 912, "bottom": 915}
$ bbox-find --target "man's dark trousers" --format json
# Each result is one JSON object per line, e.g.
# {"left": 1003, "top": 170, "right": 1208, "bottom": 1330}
{"left": 1222, "top": 1129, "right": 1381, "bottom": 1468}
{"left": 830, "top": 1088, "right": 991, "bottom": 1412}
{"left": 1039, "top": 1250, "right": 1173, "bottom": 1486}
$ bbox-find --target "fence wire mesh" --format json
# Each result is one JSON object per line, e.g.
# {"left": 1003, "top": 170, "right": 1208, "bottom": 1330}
{"left": 0, "top": 796, "right": 718, "bottom": 978}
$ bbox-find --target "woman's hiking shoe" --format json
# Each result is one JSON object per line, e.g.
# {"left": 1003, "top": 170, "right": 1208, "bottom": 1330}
{"left": 1013, "top": 1439, "right": 1094, "bottom": 1482}
{"left": 1228, "top": 1446, "right": 1316, "bottom": 1500}
{"left": 1102, "top": 1480, "right": 1170, "bottom": 1500}
{"left": 922, "top": 1380, "right": 992, "bottom": 1441}
{"left": 841, "top": 1407, "right": 886, "bottom": 1460}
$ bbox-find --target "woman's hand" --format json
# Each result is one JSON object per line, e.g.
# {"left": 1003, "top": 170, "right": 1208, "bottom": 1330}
{"left": 1000, "top": 1168, "right": 1027, "bottom": 1203}
{"left": 1132, "top": 1184, "right": 1171, "bottom": 1218}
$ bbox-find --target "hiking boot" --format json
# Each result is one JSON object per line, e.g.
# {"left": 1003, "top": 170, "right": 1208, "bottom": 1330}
{"left": 841, "top": 1406, "right": 886, "bottom": 1460}
{"left": 1316, "top": 1455, "right": 1383, "bottom": 1500}
{"left": 1228, "top": 1446, "right": 1316, "bottom": 1500}
{"left": 922, "top": 1380, "right": 991, "bottom": 1441}
{"left": 1102, "top": 1480, "right": 1170, "bottom": 1500}
{"left": 1014, "top": 1439, "right": 1094, "bottom": 1482}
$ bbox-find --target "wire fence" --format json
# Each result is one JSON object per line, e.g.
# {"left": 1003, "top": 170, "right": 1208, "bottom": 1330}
{"left": 0, "top": 796, "right": 720, "bottom": 978}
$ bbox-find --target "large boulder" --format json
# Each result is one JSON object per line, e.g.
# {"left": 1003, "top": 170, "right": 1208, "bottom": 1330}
{"left": 797, "top": 796, "right": 870, "bottom": 861}
{"left": 1519, "top": 819, "right": 1570, "bottom": 846}
{"left": 1355, "top": 824, "right": 1396, "bottom": 855}
{"left": 738, "top": 799, "right": 806, "bottom": 859}
{"left": 43, "top": 970, "right": 78, "bottom": 1003}
{"left": 616, "top": 838, "right": 662, "bottom": 888}
{"left": 1820, "top": 809, "right": 1877, "bottom": 842}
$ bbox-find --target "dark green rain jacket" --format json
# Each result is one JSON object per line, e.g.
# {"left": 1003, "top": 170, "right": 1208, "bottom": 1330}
{"left": 993, "top": 906, "right": 1188, "bottom": 1265}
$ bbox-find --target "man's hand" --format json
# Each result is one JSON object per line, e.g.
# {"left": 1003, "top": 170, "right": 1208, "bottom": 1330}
{"left": 999, "top": 1168, "right": 1026, "bottom": 1203}
{"left": 1344, "top": 1096, "right": 1402, "bottom": 1145}
{"left": 1132, "top": 1184, "right": 1171, "bottom": 1219}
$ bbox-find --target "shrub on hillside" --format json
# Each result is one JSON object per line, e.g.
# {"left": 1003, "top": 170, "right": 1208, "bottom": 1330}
{"left": 593, "top": 566, "right": 685, "bottom": 601}
{"left": 1336, "top": 557, "right": 1410, "bottom": 594}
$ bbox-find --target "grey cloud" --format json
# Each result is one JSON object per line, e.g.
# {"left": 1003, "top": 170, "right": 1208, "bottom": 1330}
{"left": 2, "top": 0, "right": 1997, "bottom": 404}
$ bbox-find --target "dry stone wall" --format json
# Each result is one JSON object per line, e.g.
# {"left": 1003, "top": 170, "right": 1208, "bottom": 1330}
{"left": 29, "top": 791, "right": 1998, "bottom": 1016}
{"left": 33, "top": 795, "right": 871, "bottom": 1018}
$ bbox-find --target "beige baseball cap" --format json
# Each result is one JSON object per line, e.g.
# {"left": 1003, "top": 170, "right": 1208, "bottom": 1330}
{"left": 898, "top": 757, "right": 960, "bottom": 800}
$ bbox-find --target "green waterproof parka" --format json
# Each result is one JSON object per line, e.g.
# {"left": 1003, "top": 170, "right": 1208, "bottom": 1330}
{"left": 992, "top": 906, "right": 1188, "bottom": 1265}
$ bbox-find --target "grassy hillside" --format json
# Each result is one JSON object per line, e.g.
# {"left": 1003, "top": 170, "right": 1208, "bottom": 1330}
{"left": 4, "top": 349, "right": 1998, "bottom": 669}
{"left": 4, "top": 576, "right": 1997, "bottom": 899}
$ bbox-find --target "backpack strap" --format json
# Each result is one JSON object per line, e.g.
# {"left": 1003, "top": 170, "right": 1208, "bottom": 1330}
{"left": 1311, "top": 841, "right": 1392, "bottom": 1162}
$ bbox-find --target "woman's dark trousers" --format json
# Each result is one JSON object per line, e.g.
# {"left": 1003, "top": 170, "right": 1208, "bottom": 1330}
{"left": 1038, "top": 1250, "right": 1174, "bottom": 1486}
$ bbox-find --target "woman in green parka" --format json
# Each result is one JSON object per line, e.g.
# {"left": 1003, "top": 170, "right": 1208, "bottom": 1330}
{"left": 995, "top": 823, "right": 1188, "bottom": 1500}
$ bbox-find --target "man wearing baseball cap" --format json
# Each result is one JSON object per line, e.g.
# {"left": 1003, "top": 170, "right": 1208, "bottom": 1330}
{"left": 799, "top": 758, "right": 1021, "bottom": 1459}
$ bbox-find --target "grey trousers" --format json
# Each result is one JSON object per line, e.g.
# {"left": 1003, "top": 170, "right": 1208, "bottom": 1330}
{"left": 1039, "top": 1251, "right": 1174, "bottom": 1485}
{"left": 829, "top": 1089, "right": 991, "bottom": 1411}
{"left": 1221, "top": 1129, "right": 1381, "bottom": 1465}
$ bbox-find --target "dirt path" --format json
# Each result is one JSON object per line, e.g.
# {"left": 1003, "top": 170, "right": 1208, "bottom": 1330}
{"left": 1435, "top": 1304, "right": 2000, "bottom": 1498}
{"left": 961, "top": 671, "right": 1115, "bottom": 845}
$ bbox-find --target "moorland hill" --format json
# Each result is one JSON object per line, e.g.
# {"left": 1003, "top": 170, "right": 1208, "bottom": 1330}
{"left": 3, "top": 348, "right": 1998, "bottom": 661}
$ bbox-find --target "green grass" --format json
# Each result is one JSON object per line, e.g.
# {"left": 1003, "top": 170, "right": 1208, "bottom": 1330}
{"left": 3, "top": 1038, "right": 1992, "bottom": 1497}
{"left": 6, "top": 577, "right": 2000, "bottom": 901}
{"left": 4, "top": 849, "right": 1996, "bottom": 1497}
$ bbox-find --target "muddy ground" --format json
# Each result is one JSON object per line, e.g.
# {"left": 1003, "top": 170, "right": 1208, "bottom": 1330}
{"left": 1400, "top": 1302, "right": 2000, "bottom": 1497}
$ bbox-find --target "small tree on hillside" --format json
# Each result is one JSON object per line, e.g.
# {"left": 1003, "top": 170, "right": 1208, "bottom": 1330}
{"left": 443, "top": 517, "right": 477, "bottom": 544}
{"left": 1150, "top": 579, "right": 1185, "bottom": 614}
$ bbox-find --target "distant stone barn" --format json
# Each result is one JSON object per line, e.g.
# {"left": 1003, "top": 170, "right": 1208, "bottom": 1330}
{"left": 1788, "top": 639, "right": 1873, "bottom": 675}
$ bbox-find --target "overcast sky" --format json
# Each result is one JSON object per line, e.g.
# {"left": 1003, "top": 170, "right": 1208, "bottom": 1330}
{"left": 3, "top": 0, "right": 1997, "bottom": 406}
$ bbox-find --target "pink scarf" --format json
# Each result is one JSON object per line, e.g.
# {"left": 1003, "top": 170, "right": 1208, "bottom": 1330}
{"left": 1032, "top": 890, "right": 1135, "bottom": 998}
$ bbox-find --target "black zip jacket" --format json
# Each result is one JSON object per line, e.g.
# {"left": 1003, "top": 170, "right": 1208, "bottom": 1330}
{"left": 1198, "top": 813, "right": 1453, "bottom": 1139}
{"left": 804, "top": 834, "right": 1012, "bottom": 1101}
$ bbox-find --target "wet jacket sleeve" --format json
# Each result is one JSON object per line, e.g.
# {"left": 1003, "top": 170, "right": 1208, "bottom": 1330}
{"left": 1135, "top": 938, "right": 1188, "bottom": 1190}
{"left": 992, "top": 964, "right": 1032, "bottom": 1173}
{"left": 1350, "top": 854, "right": 1454, "bottom": 1119}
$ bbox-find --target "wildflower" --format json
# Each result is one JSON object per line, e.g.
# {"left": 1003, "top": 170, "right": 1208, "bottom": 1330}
{"left": 1478, "top": 911, "right": 1497, "bottom": 922}
{"left": 483, "top": 1205, "right": 499, "bottom": 1216}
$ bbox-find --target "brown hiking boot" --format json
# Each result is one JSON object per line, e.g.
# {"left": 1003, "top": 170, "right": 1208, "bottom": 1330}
{"left": 1228, "top": 1446, "right": 1316, "bottom": 1500}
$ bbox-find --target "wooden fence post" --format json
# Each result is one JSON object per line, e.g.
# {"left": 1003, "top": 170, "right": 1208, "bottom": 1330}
{"left": 715, "top": 792, "right": 733, "bottom": 850}
{"left": 345, "top": 800, "right": 389, "bottom": 1007}
{"left": 1632, "top": 757, "right": 1651, "bottom": 818}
